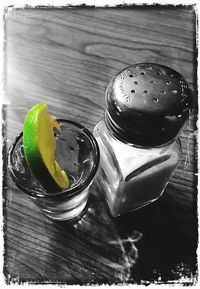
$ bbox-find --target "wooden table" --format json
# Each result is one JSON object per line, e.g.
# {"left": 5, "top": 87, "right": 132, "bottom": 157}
{"left": 4, "top": 6, "right": 197, "bottom": 285}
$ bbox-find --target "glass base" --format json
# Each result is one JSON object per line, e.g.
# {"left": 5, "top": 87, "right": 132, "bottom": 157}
{"left": 41, "top": 198, "right": 88, "bottom": 221}
{"left": 30, "top": 185, "right": 91, "bottom": 221}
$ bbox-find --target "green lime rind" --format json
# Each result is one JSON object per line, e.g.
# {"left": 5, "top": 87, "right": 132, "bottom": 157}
{"left": 23, "top": 103, "right": 66, "bottom": 192}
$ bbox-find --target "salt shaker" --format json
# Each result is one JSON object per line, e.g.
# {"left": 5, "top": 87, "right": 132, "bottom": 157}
{"left": 93, "top": 63, "right": 193, "bottom": 217}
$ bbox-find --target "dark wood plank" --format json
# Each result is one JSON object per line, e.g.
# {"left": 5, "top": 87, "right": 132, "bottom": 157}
{"left": 3, "top": 6, "right": 197, "bottom": 285}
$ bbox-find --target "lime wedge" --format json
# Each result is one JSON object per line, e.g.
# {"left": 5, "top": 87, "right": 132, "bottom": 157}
{"left": 23, "top": 103, "right": 70, "bottom": 192}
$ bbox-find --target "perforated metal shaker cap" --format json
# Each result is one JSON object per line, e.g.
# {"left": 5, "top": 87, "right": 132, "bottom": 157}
{"left": 105, "top": 63, "right": 193, "bottom": 146}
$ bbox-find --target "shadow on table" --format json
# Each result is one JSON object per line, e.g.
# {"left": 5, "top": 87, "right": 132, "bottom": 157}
{"left": 113, "top": 196, "right": 198, "bottom": 285}
{"left": 42, "top": 183, "right": 198, "bottom": 285}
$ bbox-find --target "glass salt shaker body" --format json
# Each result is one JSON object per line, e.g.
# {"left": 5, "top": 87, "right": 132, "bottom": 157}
{"left": 93, "top": 63, "right": 192, "bottom": 217}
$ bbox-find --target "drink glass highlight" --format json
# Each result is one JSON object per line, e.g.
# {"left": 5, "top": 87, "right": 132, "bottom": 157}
{"left": 8, "top": 119, "right": 100, "bottom": 221}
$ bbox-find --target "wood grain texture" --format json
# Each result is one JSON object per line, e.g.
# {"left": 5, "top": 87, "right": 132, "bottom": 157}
{"left": 3, "top": 6, "right": 197, "bottom": 285}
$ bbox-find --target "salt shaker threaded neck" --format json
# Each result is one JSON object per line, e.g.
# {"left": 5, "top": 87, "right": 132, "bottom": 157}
{"left": 105, "top": 63, "right": 193, "bottom": 146}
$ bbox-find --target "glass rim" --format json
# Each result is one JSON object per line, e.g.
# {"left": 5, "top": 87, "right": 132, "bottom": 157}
{"left": 8, "top": 118, "right": 100, "bottom": 199}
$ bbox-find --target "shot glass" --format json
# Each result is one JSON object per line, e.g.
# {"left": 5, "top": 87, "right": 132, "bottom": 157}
{"left": 8, "top": 119, "right": 100, "bottom": 221}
